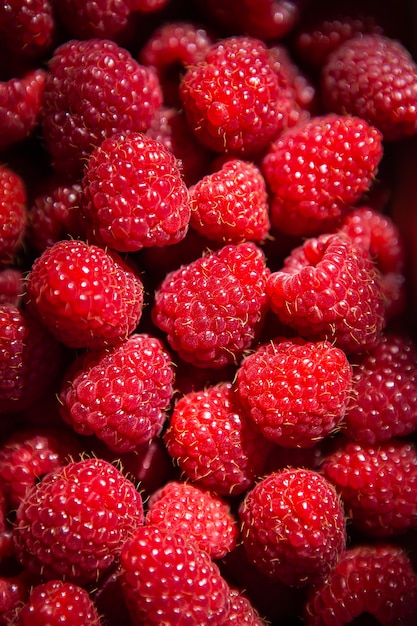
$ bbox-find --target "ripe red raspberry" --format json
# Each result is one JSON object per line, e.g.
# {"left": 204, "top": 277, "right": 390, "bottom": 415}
{"left": 146, "top": 480, "right": 238, "bottom": 559}
{"left": 267, "top": 233, "right": 386, "bottom": 354}
{"left": 262, "top": 114, "right": 383, "bottom": 236}
{"left": 321, "top": 438, "right": 417, "bottom": 537}
{"left": 224, "top": 587, "right": 266, "bottom": 625}
{"left": 322, "top": 34, "right": 417, "bottom": 141}
{"left": 0, "top": 268, "right": 24, "bottom": 306}
{"left": 25, "top": 239, "right": 144, "bottom": 349}
{"left": 152, "top": 242, "right": 270, "bottom": 368}
{"left": 180, "top": 36, "right": 285, "bottom": 156}
{"left": 304, "top": 544, "right": 417, "bottom": 626}
{"left": 0, "top": 0, "right": 54, "bottom": 65}
{"left": 41, "top": 38, "right": 162, "bottom": 177}
{"left": 13, "top": 457, "right": 144, "bottom": 585}
{"left": 164, "top": 382, "right": 273, "bottom": 496}
{"left": 235, "top": 337, "right": 352, "bottom": 448}
{"left": 189, "top": 159, "right": 270, "bottom": 244}
{"left": 14, "top": 579, "right": 101, "bottom": 625}
{"left": 53, "top": 0, "right": 133, "bottom": 41}
{"left": 0, "top": 164, "right": 27, "bottom": 266}
{"left": 239, "top": 468, "right": 346, "bottom": 587}
{"left": 120, "top": 525, "right": 231, "bottom": 625}
{"left": 82, "top": 132, "right": 190, "bottom": 252}
{"left": 59, "top": 333, "right": 175, "bottom": 453}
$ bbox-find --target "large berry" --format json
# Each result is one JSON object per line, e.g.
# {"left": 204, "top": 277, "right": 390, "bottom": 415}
{"left": 13, "top": 458, "right": 144, "bottom": 585}
{"left": 0, "top": 164, "right": 27, "bottom": 266}
{"left": 239, "top": 468, "right": 346, "bottom": 587}
{"left": 25, "top": 239, "right": 144, "bottom": 349}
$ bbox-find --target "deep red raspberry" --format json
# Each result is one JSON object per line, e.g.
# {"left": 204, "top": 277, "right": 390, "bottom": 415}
{"left": 152, "top": 242, "right": 270, "bottom": 368}
{"left": 235, "top": 336, "right": 352, "bottom": 448}
{"left": 262, "top": 114, "right": 383, "bottom": 236}
{"left": 25, "top": 239, "right": 144, "bottom": 349}
{"left": 53, "top": 0, "right": 133, "bottom": 41}
{"left": 0, "top": 304, "right": 64, "bottom": 414}
{"left": 41, "top": 38, "right": 162, "bottom": 177}
{"left": 164, "top": 382, "right": 273, "bottom": 496}
{"left": 304, "top": 544, "right": 417, "bottom": 626}
{"left": 0, "top": 573, "right": 29, "bottom": 626}
{"left": 146, "top": 480, "right": 238, "bottom": 559}
{"left": 321, "top": 438, "right": 417, "bottom": 537}
{"left": 267, "top": 233, "right": 386, "bottom": 354}
{"left": 189, "top": 159, "right": 270, "bottom": 244}
{"left": 120, "top": 525, "right": 231, "bottom": 625}
{"left": 0, "top": 0, "right": 54, "bottom": 65}
{"left": 59, "top": 333, "right": 175, "bottom": 453}
{"left": 13, "top": 457, "right": 144, "bottom": 585}
{"left": 239, "top": 468, "right": 346, "bottom": 587}
{"left": 82, "top": 132, "right": 190, "bottom": 251}
{"left": 0, "top": 268, "right": 24, "bottom": 306}
{"left": 322, "top": 34, "right": 417, "bottom": 141}
{"left": 223, "top": 587, "right": 266, "bottom": 625}
{"left": 180, "top": 36, "right": 284, "bottom": 156}
{"left": 15, "top": 579, "right": 101, "bottom": 626}
{"left": 0, "top": 164, "right": 27, "bottom": 266}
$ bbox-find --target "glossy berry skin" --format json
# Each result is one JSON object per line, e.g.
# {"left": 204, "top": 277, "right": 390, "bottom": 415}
{"left": 59, "top": 333, "right": 175, "bottom": 453}
{"left": 164, "top": 382, "right": 273, "bottom": 496}
{"left": 120, "top": 525, "right": 231, "bottom": 625}
{"left": 0, "top": 164, "right": 27, "bottom": 266}
{"left": 304, "top": 544, "right": 417, "bottom": 626}
{"left": 25, "top": 239, "right": 144, "bottom": 349}
{"left": 262, "top": 114, "right": 383, "bottom": 236}
{"left": 41, "top": 38, "right": 162, "bottom": 177}
{"left": 267, "top": 233, "right": 385, "bottom": 354}
{"left": 239, "top": 468, "right": 346, "bottom": 587}
{"left": 321, "top": 439, "right": 417, "bottom": 537}
{"left": 152, "top": 242, "right": 270, "bottom": 369}
{"left": 322, "top": 34, "right": 417, "bottom": 141}
{"left": 236, "top": 337, "right": 352, "bottom": 448}
{"left": 82, "top": 132, "right": 190, "bottom": 252}
{"left": 15, "top": 580, "right": 101, "bottom": 626}
{"left": 13, "top": 458, "right": 144, "bottom": 585}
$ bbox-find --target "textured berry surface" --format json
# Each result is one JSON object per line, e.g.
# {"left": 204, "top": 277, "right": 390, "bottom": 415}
{"left": 0, "top": 164, "right": 27, "bottom": 266}
{"left": 239, "top": 468, "right": 346, "bottom": 587}
{"left": 0, "top": 268, "right": 24, "bottom": 306}
{"left": 0, "top": 0, "right": 54, "bottom": 65}
{"left": 53, "top": 0, "right": 132, "bottom": 40}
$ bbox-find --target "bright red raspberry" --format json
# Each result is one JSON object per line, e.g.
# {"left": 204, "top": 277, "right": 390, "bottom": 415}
{"left": 13, "top": 457, "right": 144, "bottom": 585}
{"left": 41, "top": 38, "right": 162, "bottom": 177}
{"left": 52, "top": 0, "right": 133, "bottom": 41}
{"left": 25, "top": 239, "right": 144, "bottom": 349}
{"left": 0, "top": 0, "right": 54, "bottom": 65}
{"left": 120, "top": 525, "right": 231, "bottom": 625}
{"left": 239, "top": 468, "right": 346, "bottom": 587}
{"left": 321, "top": 438, "right": 417, "bottom": 537}
{"left": 0, "top": 304, "right": 64, "bottom": 414}
{"left": 322, "top": 34, "right": 417, "bottom": 141}
{"left": 164, "top": 382, "right": 273, "bottom": 496}
{"left": 267, "top": 233, "right": 386, "bottom": 354}
{"left": 0, "top": 164, "right": 27, "bottom": 266}
{"left": 152, "top": 242, "right": 270, "bottom": 368}
{"left": 146, "top": 480, "right": 238, "bottom": 559}
{"left": 262, "top": 114, "right": 383, "bottom": 236}
{"left": 0, "top": 573, "right": 29, "bottom": 625}
{"left": 15, "top": 579, "right": 101, "bottom": 625}
{"left": 59, "top": 333, "right": 175, "bottom": 453}
{"left": 189, "top": 159, "right": 270, "bottom": 244}
{"left": 0, "top": 268, "right": 24, "bottom": 306}
{"left": 82, "top": 132, "right": 190, "bottom": 251}
{"left": 180, "top": 36, "right": 285, "bottom": 156}
{"left": 235, "top": 337, "right": 352, "bottom": 448}
{"left": 304, "top": 544, "right": 417, "bottom": 626}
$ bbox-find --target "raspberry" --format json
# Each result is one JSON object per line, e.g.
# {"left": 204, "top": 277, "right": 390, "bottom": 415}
{"left": 82, "top": 132, "right": 190, "bottom": 251}
{"left": 267, "top": 233, "right": 386, "bottom": 354}
{"left": 152, "top": 242, "right": 270, "bottom": 368}
{"left": 304, "top": 544, "right": 417, "bottom": 626}
{"left": 224, "top": 587, "right": 266, "bottom": 625}
{"left": 0, "top": 0, "right": 54, "bottom": 66}
{"left": 0, "top": 164, "right": 27, "bottom": 266}
{"left": 0, "top": 268, "right": 24, "bottom": 306}
{"left": 146, "top": 480, "right": 238, "bottom": 559}
{"left": 0, "top": 573, "right": 29, "bottom": 625}
{"left": 235, "top": 336, "right": 352, "bottom": 448}
{"left": 180, "top": 36, "right": 284, "bottom": 156}
{"left": 262, "top": 114, "right": 383, "bottom": 236}
{"left": 25, "top": 239, "right": 144, "bottom": 349}
{"left": 239, "top": 468, "right": 346, "bottom": 587}
{"left": 13, "top": 457, "right": 144, "bottom": 585}
{"left": 41, "top": 38, "right": 162, "bottom": 177}
{"left": 189, "top": 159, "right": 270, "bottom": 244}
{"left": 322, "top": 33, "right": 417, "bottom": 141}
{"left": 321, "top": 438, "right": 417, "bottom": 537}
{"left": 120, "top": 525, "right": 231, "bottom": 625}
{"left": 53, "top": 0, "right": 133, "bottom": 41}
{"left": 59, "top": 333, "right": 175, "bottom": 453}
{"left": 164, "top": 382, "right": 273, "bottom": 496}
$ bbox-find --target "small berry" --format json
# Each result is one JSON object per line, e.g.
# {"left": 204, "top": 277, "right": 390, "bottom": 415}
{"left": 0, "top": 164, "right": 27, "bottom": 266}
{"left": 53, "top": 0, "right": 133, "bottom": 41}
{"left": 0, "top": 268, "right": 24, "bottom": 306}
{"left": 0, "top": 0, "right": 54, "bottom": 65}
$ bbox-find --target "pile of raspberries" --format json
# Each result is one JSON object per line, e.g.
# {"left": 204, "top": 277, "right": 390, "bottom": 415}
{"left": 2, "top": 0, "right": 417, "bottom": 624}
